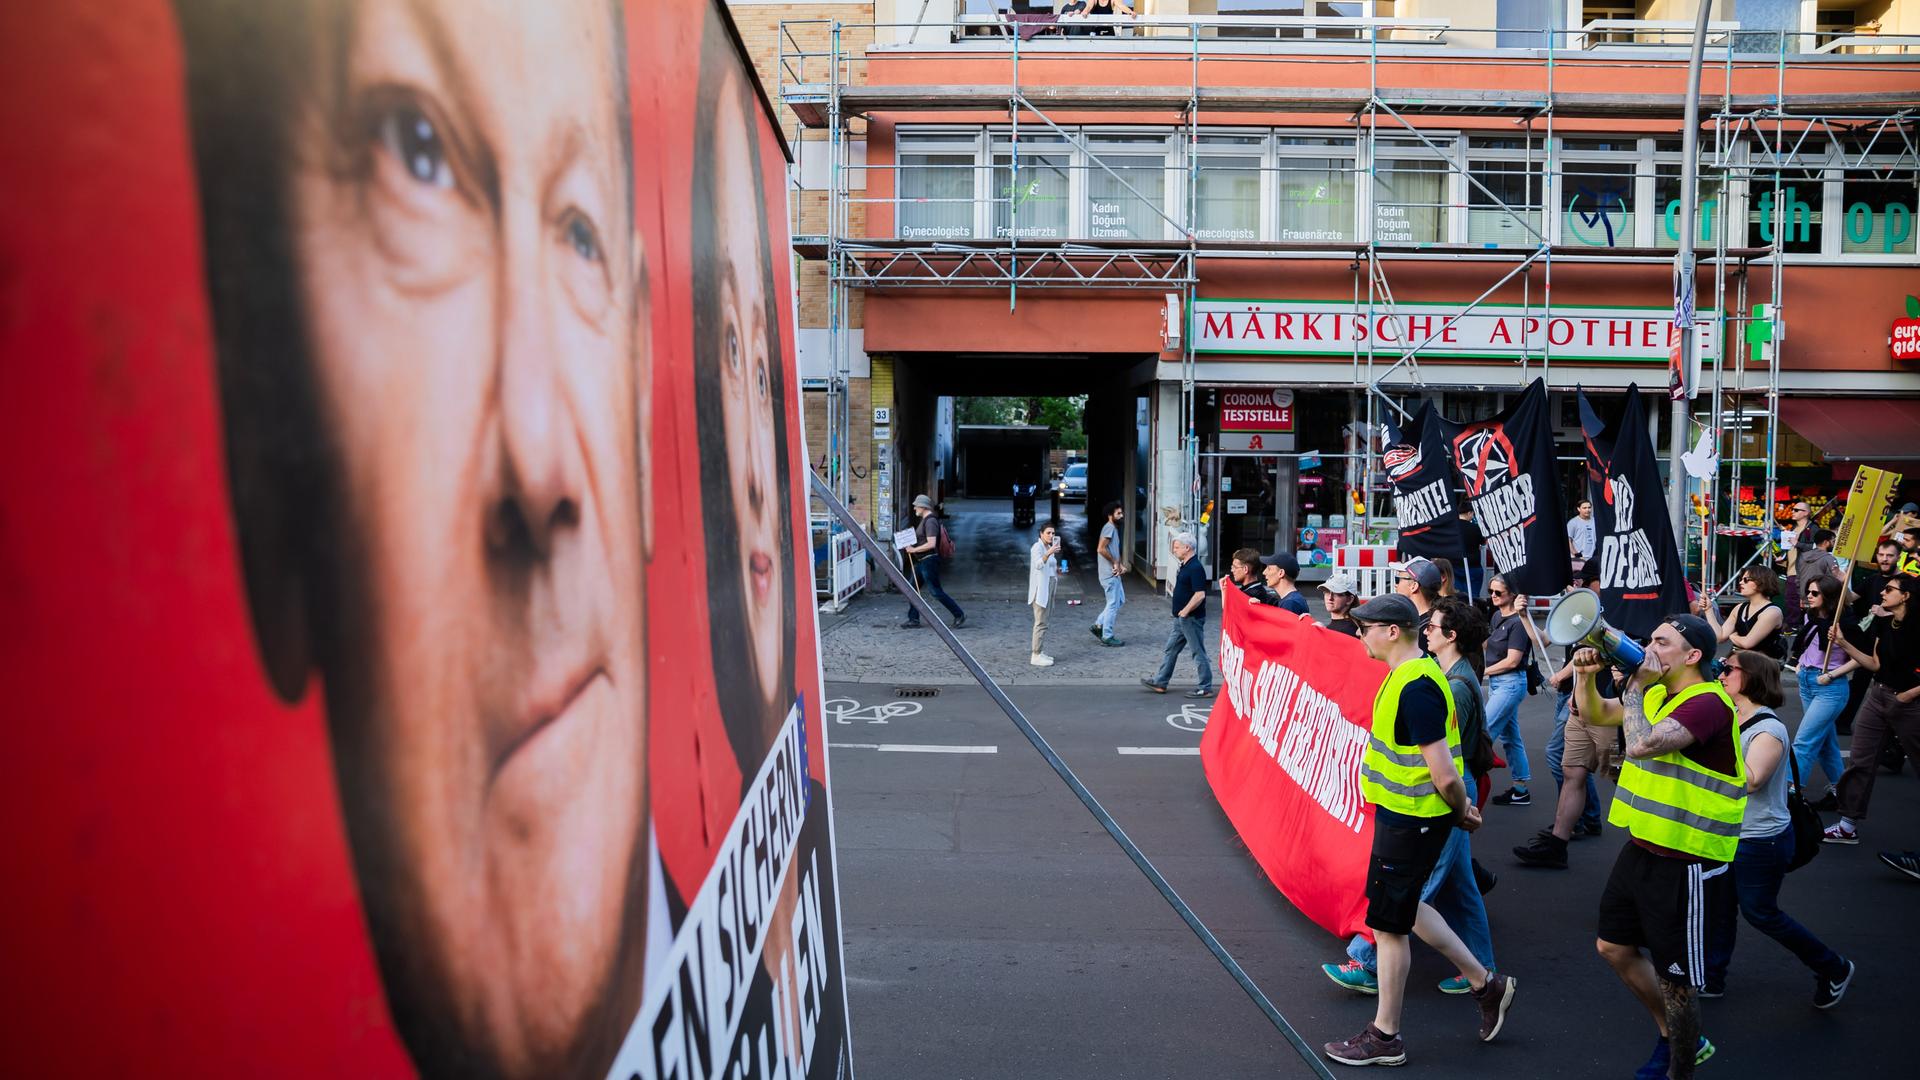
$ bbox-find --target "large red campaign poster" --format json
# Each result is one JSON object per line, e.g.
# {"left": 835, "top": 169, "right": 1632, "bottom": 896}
{"left": 0, "top": 2, "right": 851, "bottom": 1077}
{"left": 1201, "top": 593, "right": 1384, "bottom": 941}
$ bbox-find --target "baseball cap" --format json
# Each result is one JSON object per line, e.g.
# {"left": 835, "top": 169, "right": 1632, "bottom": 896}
{"left": 912, "top": 494, "right": 934, "bottom": 510}
{"left": 1396, "top": 556, "right": 1442, "bottom": 592}
{"left": 1901, "top": 502, "right": 1919, "bottom": 514}
{"left": 1350, "top": 593, "right": 1420, "bottom": 629}
{"left": 1319, "top": 572, "right": 1358, "bottom": 597}
{"left": 1258, "top": 550, "right": 1300, "bottom": 578}
{"left": 1664, "top": 614, "right": 1717, "bottom": 661}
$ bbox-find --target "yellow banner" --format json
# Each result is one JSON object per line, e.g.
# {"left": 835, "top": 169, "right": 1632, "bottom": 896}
{"left": 1834, "top": 466, "right": 1904, "bottom": 564}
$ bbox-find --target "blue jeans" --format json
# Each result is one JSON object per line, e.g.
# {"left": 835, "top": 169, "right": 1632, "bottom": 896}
{"left": 1485, "top": 672, "right": 1530, "bottom": 784}
{"left": 1349, "top": 776, "right": 1496, "bottom": 974}
{"left": 1546, "top": 689, "right": 1602, "bottom": 831}
{"left": 903, "top": 554, "right": 964, "bottom": 623}
{"left": 1096, "top": 576, "right": 1126, "bottom": 637}
{"left": 1151, "top": 614, "right": 1211, "bottom": 691}
{"left": 1793, "top": 666, "right": 1849, "bottom": 791}
{"left": 1704, "top": 825, "right": 1846, "bottom": 988}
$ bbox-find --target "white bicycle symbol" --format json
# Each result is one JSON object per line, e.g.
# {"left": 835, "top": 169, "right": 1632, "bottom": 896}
{"left": 1166, "top": 704, "right": 1210, "bottom": 732}
{"left": 825, "top": 698, "right": 926, "bottom": 726}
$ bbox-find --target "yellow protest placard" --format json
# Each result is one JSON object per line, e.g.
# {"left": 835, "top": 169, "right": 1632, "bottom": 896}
{"left": 1834, "top": 466, "right": 1903, "bottom": 564}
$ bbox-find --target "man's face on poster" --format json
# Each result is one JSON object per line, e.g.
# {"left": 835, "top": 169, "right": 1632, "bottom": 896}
{"left": 285, "top": 0, "right": 646, "bottom": 1073}
{"left": 709, "top": 72, "right": 787, "bottom": 718}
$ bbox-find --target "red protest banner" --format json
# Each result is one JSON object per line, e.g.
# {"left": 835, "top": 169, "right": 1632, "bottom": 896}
{"left": 1201, "top": 592, "right": 1385, "bottom": 940}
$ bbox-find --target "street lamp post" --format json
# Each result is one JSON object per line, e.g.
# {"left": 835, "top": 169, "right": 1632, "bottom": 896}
{"left": 1669, "top": 1, "right": 1714, "bottom": 545}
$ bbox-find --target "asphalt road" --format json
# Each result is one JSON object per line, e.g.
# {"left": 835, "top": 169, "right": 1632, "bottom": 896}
{"left": 822, "top": 680, "right": 1919, "bottom": 1079}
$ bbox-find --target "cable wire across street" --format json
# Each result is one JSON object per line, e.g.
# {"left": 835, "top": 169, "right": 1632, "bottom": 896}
{"left": 810, "top": 471, "right": 1337, "bottom": 1079}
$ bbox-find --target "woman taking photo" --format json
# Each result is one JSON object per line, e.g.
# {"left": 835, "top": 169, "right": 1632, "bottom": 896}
{"left": 1791, "top": 574, "right": 1855, "bottom": 809}
{"left": 1483, "top": 574, "right": 1534, "bottom": 806}
{"left": 1701, "top": 650, "right": 1855, "bottom": 1007}
{"left": 1697, "top": 566, "right": 1787, "bottom": 660}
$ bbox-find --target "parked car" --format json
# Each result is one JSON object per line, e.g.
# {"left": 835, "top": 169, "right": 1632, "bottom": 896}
{"left": 1056, "top": 462, "right": 1087, "bottom": 502}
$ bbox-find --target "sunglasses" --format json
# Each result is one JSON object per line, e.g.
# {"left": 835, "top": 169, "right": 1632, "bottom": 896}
{"left": 1489, "top": 588, "right": 1509, "bottom": 597}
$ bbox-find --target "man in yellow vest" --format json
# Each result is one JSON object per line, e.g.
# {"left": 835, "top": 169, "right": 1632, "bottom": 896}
{"left": 1324, "top": 594, "right": 1516, "bottom": 1068}
{"left": 1576, "top": 614, "right": 1744, "bottom": 1080}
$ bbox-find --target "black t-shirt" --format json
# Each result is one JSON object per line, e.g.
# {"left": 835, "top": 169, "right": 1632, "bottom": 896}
{"left": 1870, "top": 615, "right": 1920, "bottom": 693}
{"left": 1485, "top": 610, "right": 1532, "bottom": 670}
{"left": 1326, "top": 616, "right": 1359, "bottom": 638}
{"left": 1376, "top": 676, "right": 1453, "bottom": 827}
{"left": 1171, "top": 555, "right": 1208, "bottom": 617}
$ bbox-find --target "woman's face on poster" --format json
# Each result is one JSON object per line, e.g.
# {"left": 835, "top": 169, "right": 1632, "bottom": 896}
{"left": 282, "top": 0, "right": 646, "bottom": 1071}
{"left": 710, "top": 77, "right": 786, "bottom": 716}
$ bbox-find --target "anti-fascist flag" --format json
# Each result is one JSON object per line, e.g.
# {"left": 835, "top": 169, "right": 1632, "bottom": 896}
{"left": 1445, "top": 378, "right": 1570, "bottom": 597}
{"left": 1382, "top": 400, "right": 1464, "bottom": 562}
{"left": 1578, "top": 384, "right": 1692, "bottom": 639}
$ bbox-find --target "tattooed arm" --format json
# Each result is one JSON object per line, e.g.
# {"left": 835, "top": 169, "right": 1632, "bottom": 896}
{"left": 1619, "top": 679, "right": 1699, "bottom": 760}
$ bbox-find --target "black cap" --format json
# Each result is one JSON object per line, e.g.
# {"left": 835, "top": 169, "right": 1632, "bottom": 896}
{"left": 1665, "top": 614, "right": 1717, "bottom": 661}
{"left": 1350, "top": 593, "right": 1420, "bottom": 629}
{"left": 1259, "top": 550, "right": 1300, "bottom": 578}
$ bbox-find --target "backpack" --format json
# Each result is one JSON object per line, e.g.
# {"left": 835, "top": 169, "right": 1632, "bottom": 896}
{"left": 936, "top": 519, "right": 955, "bottom": 560}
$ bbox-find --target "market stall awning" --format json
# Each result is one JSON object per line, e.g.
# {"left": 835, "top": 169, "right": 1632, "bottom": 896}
{"left": 1779, "top": 398, "right": 1920, "bottom": 463}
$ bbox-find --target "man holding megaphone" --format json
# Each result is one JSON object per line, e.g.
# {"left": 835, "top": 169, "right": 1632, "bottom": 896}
{"left": 1571, "top": 613, "right": 1744, "bottom": 1080}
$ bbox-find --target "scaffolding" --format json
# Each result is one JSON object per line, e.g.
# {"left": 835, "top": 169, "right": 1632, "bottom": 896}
{"left": 776, "top": 14, "right": 1920, "bottom": 582}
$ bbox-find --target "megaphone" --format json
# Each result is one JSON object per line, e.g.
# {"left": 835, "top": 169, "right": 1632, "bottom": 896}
{"left": 1545, "top": 588, "right": 1647, "bottom": 670}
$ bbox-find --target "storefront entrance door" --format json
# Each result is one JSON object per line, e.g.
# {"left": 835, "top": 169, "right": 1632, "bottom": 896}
{"left": 1207, "top": 455, "right": 1295, "bottom": 568}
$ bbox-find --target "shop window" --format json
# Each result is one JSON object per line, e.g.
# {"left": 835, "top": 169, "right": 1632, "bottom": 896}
{"left": 1839, "top": 174, "right": 1918, "bottom": 256}
{"left": 991, "top": 135, "right": 1071, "bottom": 241}
{"left": 1560, "top": 147, "right": 1637, "bottom": 249}
{"left": 1195, "top": 136, "right": 1264, "bottom": 242}
{"left": 1653, "top": 155, "right": 1725, "bottom": 250}
{"left": 1372, "top": 142, "right": 1448, "bottom": 244}
{"left": 1085, "top": 134, "right": 1171, "bottom": 241}
{"left": 898, "top": 139, "right": 979, "bottom": 241}
{"left": 1745, "top": 169, "right": 1828, "bottom": 254}
{"left": 1276, "top": 137, "right": 1357, "bottom": 242}
{"left": 1466, "top": 144, "right": 1544, "bottom": 246}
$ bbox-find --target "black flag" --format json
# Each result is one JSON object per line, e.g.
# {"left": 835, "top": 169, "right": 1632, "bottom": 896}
{"left": 1383, "top": 400, "right": 1465, "bottom": 562}
{"left": 1578, "top": 384, "right": 1692, "bottom": 639}
{"left": 1447, "top": 378, "right": 1570, "bottom": 598}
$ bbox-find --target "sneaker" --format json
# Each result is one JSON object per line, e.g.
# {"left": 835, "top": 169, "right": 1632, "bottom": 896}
{"left": 1320, "top": 959, "right": 1379, "bottom": 995}
{"left": 1029, "top": 653, "right": 1054, "bottom": 667}
{"left": 1322, "top": 1024, "right": 1405, "bottom": 1067}
{"left": 1823, "top": 822, "right": 1859, "bottom": 845}
{"left": 1471, "top": 971, "right": 1515, "bottom": 1042}
{"left": 1491, "top": 787, "right": 1531, "bottom": 806}
{"left": 1574, "top": 820, "right": 1605, "bottom": 838}
{"left": 1090, "top": 624, "right": 1104, "bottom": 640}
{"left": 1140, "top": 677, "right": 1167, "bottom": 694}
{"left": 1634, "top": 1036, "right": 1714, "bottom": 1080}
{"left": 952, "top": 614, "right": 966, "bottom": 628}
{"left": 1879, "top": 850, "right": 1920, "bottom": 882}
{"left": 1185, "top": 687, "right": 1215, "bottom": 699}
{"left": 1698, "top": 983, "right": 1725, "bottom": 999}
{"left": 898, "top": 620, "right": 922, "bottom": 629}
{"left": 1101, "top": 636, "right": 1126, "bottom": 647}
{"left": 1512, "top": 830, "right": 1569, "bottom": 869}
{"left": 1810, "top": 789, "right": 1840, "bottom": 813}
{"left": 1437, "top": 969, "right": 1486, "bottom": 995}
{"left": 1814, "top": 959, "right": 1856, "bottom": 1009}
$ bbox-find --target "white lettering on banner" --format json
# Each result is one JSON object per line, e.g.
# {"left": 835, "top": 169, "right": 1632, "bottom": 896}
{"left": 1469, "top": 473, "right": 1537, "bottom": 573}
{"left": 1392, "top": 477, "right": 1452, "bottom": 527}
{"left": 1191, "top": 300, "right": 1721, "bottom": 363}
{"left": 1596, "top": 476, "right": 1664, "bottom": 593}
{"left": 609, "top": 707, "right": 814, "bottom": 1080}
{"left": 1219, "top": 628, "right": 1369, "bottom": 833}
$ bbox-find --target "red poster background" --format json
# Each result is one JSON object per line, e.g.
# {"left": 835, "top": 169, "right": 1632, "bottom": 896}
{"left": 0, "top": 2, "right": 839, "bottom": 1075}
{"left": 1200, "top": 593, "right": 1384, "bottom": 941}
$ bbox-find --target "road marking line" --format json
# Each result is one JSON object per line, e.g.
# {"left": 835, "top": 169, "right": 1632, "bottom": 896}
{"left": 831, "top": 743, "right": 998, "bottom": 754}
{"left": 1117, "top": 746, "right": 1202, "bottom": 756}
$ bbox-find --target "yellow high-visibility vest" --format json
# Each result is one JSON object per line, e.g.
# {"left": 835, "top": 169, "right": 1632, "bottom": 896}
{"left": 1360, "top": 656, "right": 1463, "bottom": 819}
{"left": 1609, "top": 681, "right": 1747, "bottom": 862}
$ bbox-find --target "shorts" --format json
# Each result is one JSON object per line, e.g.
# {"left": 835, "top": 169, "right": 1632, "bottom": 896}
{"left": 1561, "top": 714, "right": 1613, "bottom": 774}
{"left": 1364, "top": 817, "right": 1454, "bottom": 935}
{"left": 1597, "top": 841, "right": 1729, "bottom": 988}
